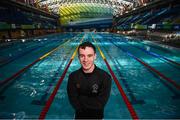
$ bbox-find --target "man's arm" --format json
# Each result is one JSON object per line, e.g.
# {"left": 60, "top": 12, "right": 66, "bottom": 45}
{"left": 67, "top": 74, "right": 82, "bottom": 111}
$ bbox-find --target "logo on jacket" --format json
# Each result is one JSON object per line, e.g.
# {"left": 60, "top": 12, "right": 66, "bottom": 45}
{"left": 76, "top": 83, "right": 80, "bottom": 88}
{"left": 92, "top": 84, "right": 98, "bottom": 93}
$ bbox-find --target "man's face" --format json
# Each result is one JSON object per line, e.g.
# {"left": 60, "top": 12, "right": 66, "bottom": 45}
{"left": 78, "top": 46, "right": 96, "bottom": 71}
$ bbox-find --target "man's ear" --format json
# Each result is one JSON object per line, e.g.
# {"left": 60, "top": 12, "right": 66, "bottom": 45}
{"left": 94, "top": 53, "right": 97, "bottom": 60}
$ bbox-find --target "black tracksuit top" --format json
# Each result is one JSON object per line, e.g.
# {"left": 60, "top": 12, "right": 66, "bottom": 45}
{"left": 67, "top": 65, "right": 112, "bottom": 111}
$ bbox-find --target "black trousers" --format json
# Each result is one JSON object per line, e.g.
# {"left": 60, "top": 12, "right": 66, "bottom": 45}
{"left": 75, "top": 109, "right": 104, "bottom": 119}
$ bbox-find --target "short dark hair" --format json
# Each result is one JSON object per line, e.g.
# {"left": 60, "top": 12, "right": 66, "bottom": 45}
{"left": 78, "top": 41, "right": 96, "bottom": 55}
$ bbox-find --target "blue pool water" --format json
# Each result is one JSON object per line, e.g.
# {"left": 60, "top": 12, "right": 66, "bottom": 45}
{"left": 0, "top": 32, "right": 179, "bottom": 119}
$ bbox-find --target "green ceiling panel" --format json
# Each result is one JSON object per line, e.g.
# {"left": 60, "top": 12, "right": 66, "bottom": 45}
{"left": 59, "top": 3, "right": 113, "bottom": 25}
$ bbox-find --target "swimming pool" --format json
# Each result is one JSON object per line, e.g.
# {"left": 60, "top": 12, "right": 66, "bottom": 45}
{"left": 0, "top": 32, "right": 179, "bottom": 119}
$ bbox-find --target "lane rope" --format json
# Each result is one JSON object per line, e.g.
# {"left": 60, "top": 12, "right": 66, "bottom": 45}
{"left": 98, "top": 38, "right": 145, "bottom": 105}
{"left": 31, "top": 46, "right": 74, "bottom": 106}
{"left": 91, "top": 34, "right": 139, "bottom": 120}
{"left": 115, "top": 37, "right": 180, "bottom": 67}
{"left": 0, "top": 36, "right": 76, "bottom": 86}
{"left": 0, "top": 39, "right": 62, "bottom": 67}
{"left": 109, "top": 39, "right": 180, "bottom": 90}
{"left": 38, "top": 34, "right": 85, "bottom": 119}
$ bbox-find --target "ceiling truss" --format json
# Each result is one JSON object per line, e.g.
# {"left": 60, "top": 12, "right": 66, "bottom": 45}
{"left": 38, "top": 0, "right": 135, "bottom": 16}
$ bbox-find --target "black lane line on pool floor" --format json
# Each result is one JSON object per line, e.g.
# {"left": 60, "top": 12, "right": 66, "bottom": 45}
{"left": 112, "top": 34, "right": 174, "bottom": 55}
{"left": 0, "top": 37, "right": 78, "bottom": 100}
{"left": 111, "top": 37, "right": 180, "bottom": 70}
{"left": 38, "top": 34, "right": 85, "bottom": 119}
{"left": 0, "top": 38, "right": 66, "bottom": 67}
{"left": 0, "top": 36, "right": 77, "bottom": 87}
{"left": 92, "top": 35, "right": 138, "bottom": 119}
{"left": 98, "top": 38, "right": 145, "bottom": 105}
{"left": 108, "top": 38, "right": 180, "bottom": 99}
{"left": 31, "top": 47, "right": 74, "bottom": 106}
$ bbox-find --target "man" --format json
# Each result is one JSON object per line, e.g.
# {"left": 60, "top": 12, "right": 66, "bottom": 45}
{"left": 67, "top": 41, "right": 112, "bottom": 119}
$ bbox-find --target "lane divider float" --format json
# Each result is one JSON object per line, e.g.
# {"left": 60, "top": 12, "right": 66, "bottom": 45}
{"left": 109, "top": 39, "right": 180, "bottom": 90}
{"left": 98, "top": 38, "right": 145, "bottom": 105}
{"left": 0, "top": 36, "right": 76, "bottom": 86}
{"left": 0, "top": 39, "right": 62, "bottom": 67}
{"left": 38, "top": 34, "right": 85, "bottom": 119}
{"left": 114, "top": 37, "right": 180, "bottom": 67}
{"left": 91, "top": 35, "right": 139, "bottom": 120}
{"left": 31, "top": 46, "right": 74, "bottom": 106}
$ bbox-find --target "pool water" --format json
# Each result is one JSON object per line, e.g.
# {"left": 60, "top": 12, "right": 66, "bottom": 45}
{"left": 0, "top": 32, "right": 179, "bottom": 119}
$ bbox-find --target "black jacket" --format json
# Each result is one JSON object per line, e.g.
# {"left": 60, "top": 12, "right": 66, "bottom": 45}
{"left": 67, "top": 65, "right": 112, "bottom": 112}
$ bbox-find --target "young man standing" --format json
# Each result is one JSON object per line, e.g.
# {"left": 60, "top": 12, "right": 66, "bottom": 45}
{"left": 67, "top": 41, "right": 112, "bottom": 119}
